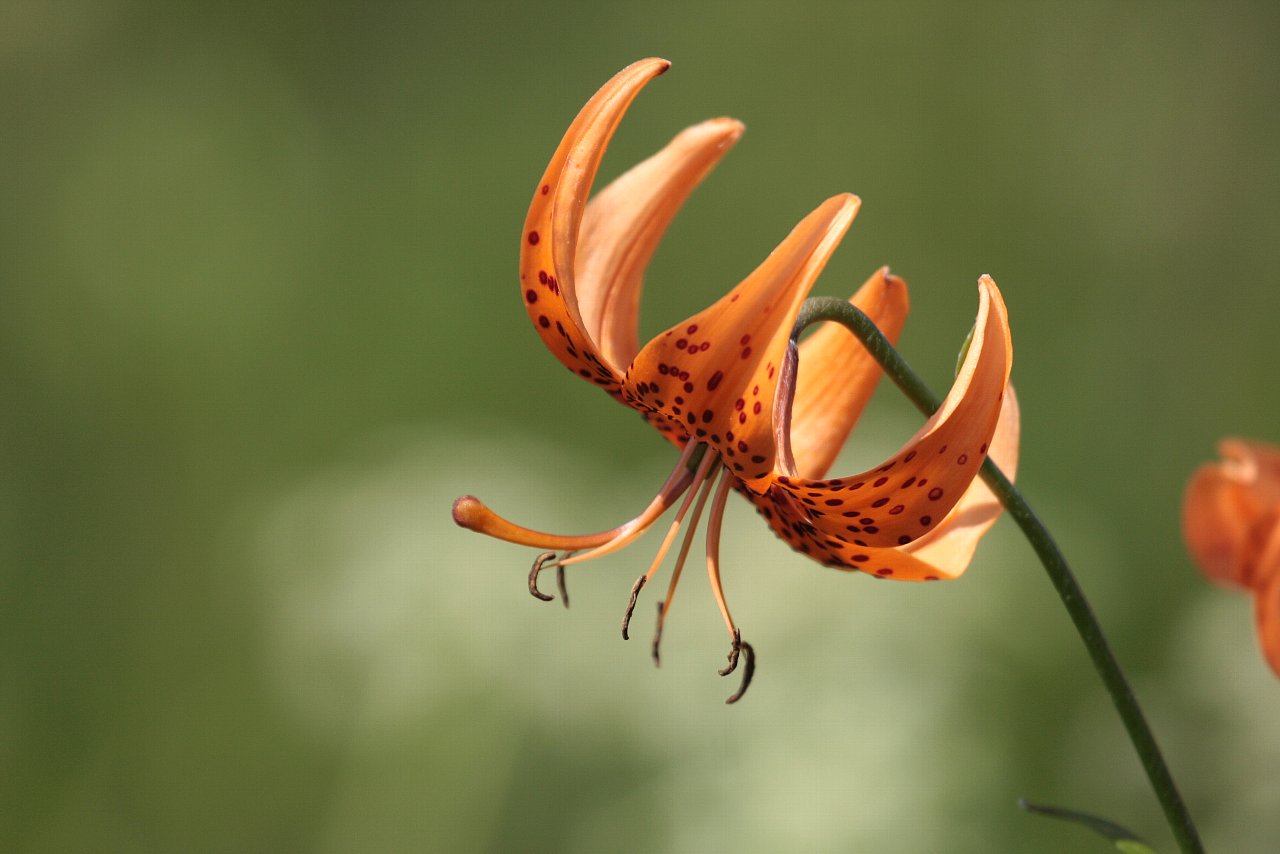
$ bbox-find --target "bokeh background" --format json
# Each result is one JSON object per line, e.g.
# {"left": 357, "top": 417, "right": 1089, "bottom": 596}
{"left": 4, "top": 1, "right": 1279, "bottom": 851}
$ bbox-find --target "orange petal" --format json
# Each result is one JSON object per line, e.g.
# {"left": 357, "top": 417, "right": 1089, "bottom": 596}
{"left": 1255, "top": 563, "right": 1280, "bottom": 678}
{"left": 897, "top": 385, "right": 1020, "bottom": 576}
{"left": 623, "top": 194, "right": 860, "bottom": 485}
{"left": 743, "top": 481, "right": 968, "bottom": 580}
{"left": 519, "top": 58, "right": 670, "bottom": 393}
{"left": 788, "top": 267, "right": 910, "bottom": 480}
{"left": 770, "top": 277, "right": 1012, "bottom": 549}
{"left": 578, "top": 118, "right": 745, "bottom": 370}
{"left": 1183, "top": 438, "right": 1280, "bottom": 590}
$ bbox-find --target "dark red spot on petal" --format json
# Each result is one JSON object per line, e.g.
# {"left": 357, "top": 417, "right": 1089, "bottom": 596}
{"left": 525, "top": 289, "right": 537, "bottom": 303}
{"left": 527, "top": 231, "right": 540, "bottom": 245}
{"left": 928, "top": 488, "right": 943, "bottom": 500}
{"left": 889, "top": 504, "right": 904, "bottom": 515}
{"left": 873, "top": 476, "right": 888, "bottom": 487}
{"left": 538, "top": 315, "right": 550, "bottom": 328}
{"left": 707, "top": 371, "right": 723, "bottom": 391}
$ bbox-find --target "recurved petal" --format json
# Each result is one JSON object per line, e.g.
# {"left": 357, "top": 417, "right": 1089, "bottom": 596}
{"left": 1183, "top": 438, "right": 1280, "bottom": 590}
{"left": 578, "top": 118, "right": 744, "bottom": 370}
{"left": 771, "top": 277, "right": 1013, "bottom": 549}
{"left": 744, "top": 481, "right": 968, "bottom": 580}
{"left": 788, "top": 267, "right": 910, "bottom": 480}
{"left": 519, "top": 58, "right": 670, "bottom": 394}
{"left": 623, "top": 194, "right": 860, "bottom": 487}
{"left": 897, "top": 385, "right": 1019, "bottom": 575}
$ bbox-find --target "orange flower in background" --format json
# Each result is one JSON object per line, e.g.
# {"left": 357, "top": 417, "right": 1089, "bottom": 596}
{"left": 1183, "top": 439, "right": 1280, "bottom": 677}
{"left": 452, "top": 58, "right": 1020, "bottom": 700}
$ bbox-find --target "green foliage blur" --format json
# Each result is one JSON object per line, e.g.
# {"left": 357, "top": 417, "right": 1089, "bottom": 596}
{"left": 4, "top": 1, "right": 1279, "bottom": 851}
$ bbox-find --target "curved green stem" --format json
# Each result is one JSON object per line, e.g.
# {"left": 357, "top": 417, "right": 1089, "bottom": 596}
{"left": 792, "top": 297, "right": 1204, "bottom": 854}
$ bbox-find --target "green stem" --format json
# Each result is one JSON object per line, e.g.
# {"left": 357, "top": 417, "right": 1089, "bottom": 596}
{"left": 792, "top": 297, "right": 1204, "bottom": 854}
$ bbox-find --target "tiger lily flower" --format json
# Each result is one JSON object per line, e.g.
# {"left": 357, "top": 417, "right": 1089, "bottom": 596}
{"left": 452, "top": 58, "right": 1019, "bottom": 701}
{"left": 1183, "top": 438, "right": 1280, "bottom": 677}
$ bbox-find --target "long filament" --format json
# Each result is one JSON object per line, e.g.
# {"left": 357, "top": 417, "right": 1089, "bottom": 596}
{"left": 705, "top": 469, "right": 738, "bottom": 638}
{"left": 589, "top": 448, "right": 718, "bottom": 574}
{"left": 657, "top": 464, "right": 721, "bottom": 630}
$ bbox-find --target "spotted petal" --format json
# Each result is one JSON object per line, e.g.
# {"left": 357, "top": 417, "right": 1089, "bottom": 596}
{"left": 1183, "top": 439, "right": 1280, "bottom": 590}
{"left": 623, "top": 194, "right": 860, "bottom": 487}
{"left": 897, "top": 385, "right": 1019, "bottom": 575}
{"left": 787, "top": 266, "right": 910, "bottom": 480}
{"left": 520, "top": 57, "right": 743, "bottom": 399}
{"left": 769, "top": 277, "right": 1012, "bottom": 550}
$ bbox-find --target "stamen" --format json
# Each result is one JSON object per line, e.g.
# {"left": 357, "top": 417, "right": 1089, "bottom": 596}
{"left": 704, "top": 470, "right": 757, "bottom": 703}
{"left": 453, "top": 440, "right": 699, "bottom": 551}
{"left": 651, "top": 463, "right": 722, "bottom": 663}
{"left": 556, "top": 563, "right": 570, "bottom": 609}
{"left": 618, "top": 449, "right": 719, "bottom": 638}
{"left": 651, "top": 601, "right": 665, "bottom": 666}
{"left": 568, "top": 440, "right": 711, "bottom": 568}
{"left": 718, "top": 628, "right": 742, "bottom": 676}
{"left": 705, "top": 471, "right": 738, "bottom": 636}
{"left": 528, "top": 551, "right": 557, "bottom": 601}
{"left": 621, "top": 574, "right": 647, "bottom": 639}
{"left": 720, "top": 629, "right": 756, "bottom": 705}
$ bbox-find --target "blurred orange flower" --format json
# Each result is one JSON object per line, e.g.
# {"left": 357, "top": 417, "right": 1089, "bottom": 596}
{"left": 453, "top": 59, "right": 1018, "bottom": 698}
{"left": 1183, "top": 438, "right": 1280, "bottom": 677}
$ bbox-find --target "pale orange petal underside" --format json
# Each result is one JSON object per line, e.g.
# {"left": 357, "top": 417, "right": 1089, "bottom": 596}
{"left": 578, "top": 118, "right": 744, "bottom": 371}
{"left": 624, "top": 194, "right": 860, "bottom": 485}
{"left": 788, "top": 266, "right": 910, "bottom": 480}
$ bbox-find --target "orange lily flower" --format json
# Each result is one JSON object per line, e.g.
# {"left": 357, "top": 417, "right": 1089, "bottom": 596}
{"left": 452, "top": 58, "right": 1019, "bottom": 700}
{"left": 1183, "top": 438, "right": 1280, "bottom": 677}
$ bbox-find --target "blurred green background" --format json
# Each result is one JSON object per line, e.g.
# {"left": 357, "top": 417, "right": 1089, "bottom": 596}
{"left": 4, "top": 1, "right": 1279, "bottom": 851}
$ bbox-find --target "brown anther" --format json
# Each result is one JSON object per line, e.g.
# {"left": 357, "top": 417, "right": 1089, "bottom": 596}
{"left": 718, "top": 627, "right": 742, "bottom": 676}
{"left": 556, "top": 564, "right": 569, "bottom": 609}
{"left": 621, "top": 573, "right": 648, "bottom": 639}
{"left": 651, "top": 601, "right": 666, "bottom": 667}
{"left": 528, "top": 552, "right": 558, "bottom": 602}
{"left": 719, "top": 629, "right": 756, "bottom": 704}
